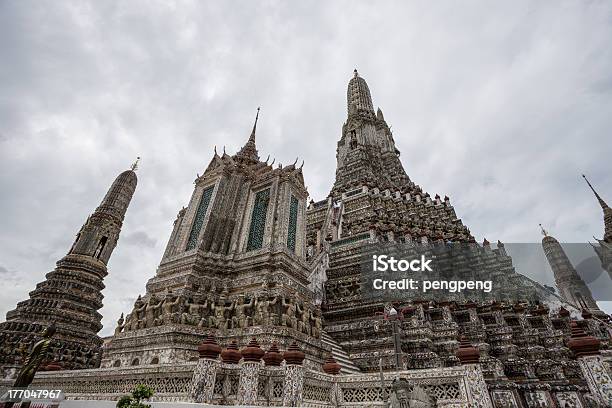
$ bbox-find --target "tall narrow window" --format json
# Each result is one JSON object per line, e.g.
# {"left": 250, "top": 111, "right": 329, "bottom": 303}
{"left": 94, "top": 236, "right": 108, "bottom": 259}
{"left": 287, "top": 196, "right": 299, "bottom": 252}
{"left": 186, "top": 186, "right": 214, "bottom": 251}
{"left": 247, "top": 189, "right": 270, "bottom": 251}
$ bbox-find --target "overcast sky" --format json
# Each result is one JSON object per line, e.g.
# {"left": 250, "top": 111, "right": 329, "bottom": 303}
{"left": 1, "top": 1, "right": 611, "bottom": 335}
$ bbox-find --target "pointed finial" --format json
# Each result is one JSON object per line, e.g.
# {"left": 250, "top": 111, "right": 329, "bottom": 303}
{"left": 582, "top": 174, "right": 609, "bottom": 209}
{"left": 130, "top": 157, "right": 140, "bottom": 171}
{"left": 270, "top": 158, "right": 275, "bottom": 165}
{"left": 214, "top": 146, "right": 218, "bottom": 155}
{"left": 539, "top": 224, "right": 548, "bottom": 237}
{"left": 265, "top": 154, "right": 270, "bottom": 164}
{"left": 299, "top": 160, "right": 304, "bottom": 169}
{"left": 250, "top": 107, "right": 260, "bottom": 141}
{"left": 293, "top": 157, "right": 298, "bottom": 166}
{"left": 353, "top": 68, "right": 359, "bottom": 77}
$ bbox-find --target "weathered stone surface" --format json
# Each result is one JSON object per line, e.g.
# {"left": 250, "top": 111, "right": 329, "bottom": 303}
{"left": 0, "top": 165, "right": 138, "bottom": 380}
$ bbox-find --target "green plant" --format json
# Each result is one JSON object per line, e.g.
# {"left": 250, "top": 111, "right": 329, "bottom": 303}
{"left": 116, "top": 384, "right": 154, "bottom": 408}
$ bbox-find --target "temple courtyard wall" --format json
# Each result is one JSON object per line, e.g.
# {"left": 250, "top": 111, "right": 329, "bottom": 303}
{"left": 26, "top": 363, "right": 491, "bottom": 407}
{"left": 1, "top": 352, "right": 604, "bottom": 407}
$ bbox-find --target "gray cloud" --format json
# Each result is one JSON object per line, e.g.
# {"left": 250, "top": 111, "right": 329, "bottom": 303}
{"left": 123, "top": 231, "right": 157, "bottom": 249}
{"left": 1, "top": 1, "right": 611, "bottom": 335}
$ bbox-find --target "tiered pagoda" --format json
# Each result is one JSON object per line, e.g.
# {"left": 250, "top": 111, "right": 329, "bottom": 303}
{"left": 102, "top": 109, "right": 329, "bottom": 370}
{"left": 0, "top": 163, "right": 138, "bottom": 379}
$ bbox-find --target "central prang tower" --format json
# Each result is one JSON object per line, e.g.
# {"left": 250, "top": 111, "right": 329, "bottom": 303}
{"left": 332, "top": 69, "right": 412, "bottom": 197}
{"left": 306, "top": 71, "right": 560, "bottom": 373}
{"left": 102, "top": 110, "right": 328, "bottom": 369}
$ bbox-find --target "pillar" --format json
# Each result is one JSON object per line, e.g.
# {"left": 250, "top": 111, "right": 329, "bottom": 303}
{"left": 282, "top": 342, "right": 306, "bottom": 407}
{"left": 568, "top": 322, "right": 612, "bottom": 406}
{"left": 189, "top": 334, "right": 221, "bottom": 403}
{"left": 457, "top": 337, "right": 494, "bottom": 408}
{"left": 237, "top": 338, "right": 264, "bottom": 405}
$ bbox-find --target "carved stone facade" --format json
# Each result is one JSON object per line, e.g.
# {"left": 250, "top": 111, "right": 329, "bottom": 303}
{"left": 0, "top": 165, "right": 137, "bottom": 380}
{"left": 4, "top": 71, "right": 612, "bottom": 408}
{"left": 100, "top": 110, "right": 328, "bottom": 372}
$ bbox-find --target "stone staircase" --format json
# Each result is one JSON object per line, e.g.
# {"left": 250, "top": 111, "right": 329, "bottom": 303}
{"left": 321, "top": 331, "right": 361, "bottom": 374}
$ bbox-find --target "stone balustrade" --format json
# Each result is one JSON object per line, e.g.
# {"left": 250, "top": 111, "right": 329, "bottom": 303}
{"left": 30, "top": 363, "right": 489, "bottom": 407}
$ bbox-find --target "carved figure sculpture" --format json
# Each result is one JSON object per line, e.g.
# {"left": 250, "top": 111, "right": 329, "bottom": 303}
{"left": 282, "top": 297, "right": 298, "bottom": 330}
{"left": 13, "top": 324, "right": 56, "bottom": 387}
{"left": 232, "top": 296, "right": 255, "bottom": 329}
{"left": 255, "top": 295, "right": 278, "bottom": 326}
{"left": 296, "top": 303, "right": 311, "bottom": 335}
{"left": 161, "top": 292, "right": 182, "bottom": 324}
{"left": 142, "top": 295, "right": 161, "bottom": 328}
{"left": 211, "top": 299, "right": 233, "bottom": 332}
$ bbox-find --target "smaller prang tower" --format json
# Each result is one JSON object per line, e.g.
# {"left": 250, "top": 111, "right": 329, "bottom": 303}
{"left": 0, "top": 161, "right": 138, "bottom": 379}
{"left": 540, "top": 224, "right": 601, "bottom": 313}
{"left": 583, "top": 174, "right": 612, "bottom": 279}
{"left": 103, "top": 110, "right": 329, "bottom": 370}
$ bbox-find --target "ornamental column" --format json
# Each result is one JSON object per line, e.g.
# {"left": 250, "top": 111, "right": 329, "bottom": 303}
{"left": 220, "top": 340, "right": 242, "bottom": 399}
{"left": 457, "top": 337, "right": 495, "bottom": 408}
{"left": 282, "top": 342, "right": 306, "bottom": 407}
{"left": 238, "top": 338, "right": 264, "bottom": 405}
{"left": 568, "top": 321, "right": 612, "bottom": 406}
{"left": 323, "top": 354, "right": 342, "bottom": 406}
{"left": 189, "top": 334, "right": 221, "bottom": 403}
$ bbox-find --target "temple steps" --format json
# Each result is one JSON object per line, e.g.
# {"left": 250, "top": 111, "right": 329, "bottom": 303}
{"left": 321, "top": 331, "right": 361, "bottom": 374}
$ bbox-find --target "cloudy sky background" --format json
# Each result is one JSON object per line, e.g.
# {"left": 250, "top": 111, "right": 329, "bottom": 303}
{"left": 1, "top": 1, "right": 611, "bottom": 335}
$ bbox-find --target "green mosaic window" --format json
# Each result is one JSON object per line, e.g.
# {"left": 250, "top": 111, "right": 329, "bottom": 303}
{"left": 186, "top": 186, "right": 214, "bottom": 251}
{"left": 287, "top": 196, "right": 299, "bottom": 252}
{"left": 246, "top": 188, "right": 270, "bottom": 251}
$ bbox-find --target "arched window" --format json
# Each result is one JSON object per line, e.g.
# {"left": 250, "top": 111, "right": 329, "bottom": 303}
{"left": 150, "top": 356, "right": 159, "bottom": 365}
{"left": 131, "top": 358, "right": 140, "bottom": 366}
{"left": 113, "top": 360, "right": 121, "bottom": 367}
{"left": 94, "top": 236, "right": 108, "bottom": 259}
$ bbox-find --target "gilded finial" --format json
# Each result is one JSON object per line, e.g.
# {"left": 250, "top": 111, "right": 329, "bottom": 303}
{"left": 539, "top": 224, "right": 548, "bottom": 237}
{"left": 130, "top": 157, "right": 140, "bottom": 171}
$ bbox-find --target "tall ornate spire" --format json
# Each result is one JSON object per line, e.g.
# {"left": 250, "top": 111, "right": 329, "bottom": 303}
{"left": 582, "top": 174, "right": 612, "bottom": 242}
{"left": 0, "top": 165, "right": 138, "bottom": 376}
{"left": 235, "top": 107, "right": 260, "bottom": 162}
{"left": 541, "top": 227, "right": 600, "bottom": 312}
{"left": 583, "top": 174, "right": 609, "bottom": 210}
{"left": 347, "top": 69, "right": 374, "bottom": 116}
